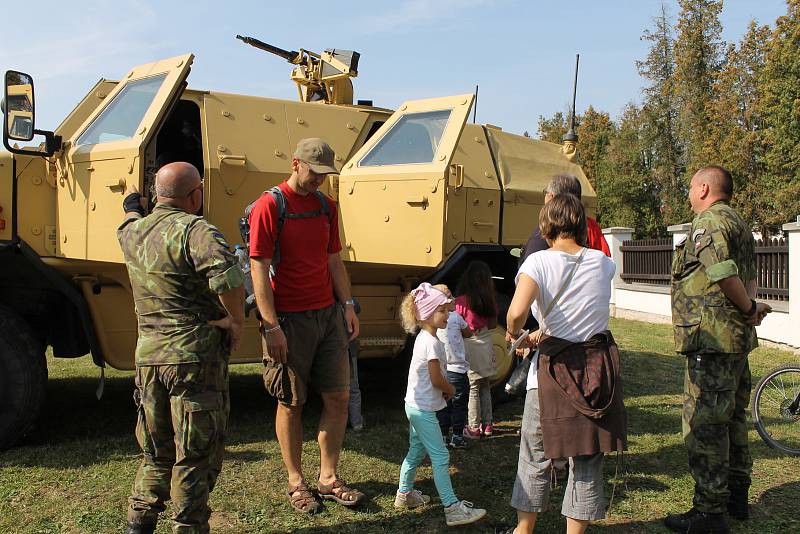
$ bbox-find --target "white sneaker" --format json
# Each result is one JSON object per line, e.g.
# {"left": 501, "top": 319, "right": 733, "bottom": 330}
{"left": 394, "top": 488, "right": 431, "bottom": 509}
{"left": 444, "top": 500, "right": 487, "bottom": 526}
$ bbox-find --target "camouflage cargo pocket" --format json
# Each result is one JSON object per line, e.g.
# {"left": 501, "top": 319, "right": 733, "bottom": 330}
{"left": 181, "top": 391, "right": 224, "bottom": 458}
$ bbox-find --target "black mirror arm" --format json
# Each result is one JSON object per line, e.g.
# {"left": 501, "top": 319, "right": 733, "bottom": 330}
{"left": 3, "top": 128, "right": 61, "bottom": 157}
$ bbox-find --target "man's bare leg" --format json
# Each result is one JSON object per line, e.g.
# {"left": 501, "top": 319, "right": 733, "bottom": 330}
{"left": 318, "top": 390, "right": 349, "bottom": 485}
{"left": 566, "top": 517, "right": 589, "bottom": 534}
{"left": 276, "top": 403, "right": 305, "bottom": 487}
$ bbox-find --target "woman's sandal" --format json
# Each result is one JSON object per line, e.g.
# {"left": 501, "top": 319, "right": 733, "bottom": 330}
{"left": 287, "top": 480, "right": 322, "bottom": 515}
{"left": 317, "top": 477, "right": 365, "bottom": 506}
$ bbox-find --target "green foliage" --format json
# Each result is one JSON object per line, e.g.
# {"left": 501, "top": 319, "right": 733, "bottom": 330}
{"left": 536, "top": 111, "right": 568, "bottom": 144}
{"left": 761, "top": 0, "right": 800, "bottom": 227}
{"left": 532, "top": 1, "right": 799, "bottom": 236}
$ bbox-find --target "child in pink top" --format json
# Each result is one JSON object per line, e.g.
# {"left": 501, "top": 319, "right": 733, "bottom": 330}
{"left": 455, "top": 261, "right": 498, "bottom": 438}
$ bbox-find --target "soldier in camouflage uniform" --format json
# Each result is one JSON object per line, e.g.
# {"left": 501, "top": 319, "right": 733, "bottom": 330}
{"left": 118, "top": 162, "right": 245, "bottom": 534}
{"left": 665, "top": 166, "right": 771, "bottom": 534}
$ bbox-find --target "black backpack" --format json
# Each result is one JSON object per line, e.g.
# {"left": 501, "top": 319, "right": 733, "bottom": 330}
{"left": 238, "top": 186, "right": 332, "bottom": 314}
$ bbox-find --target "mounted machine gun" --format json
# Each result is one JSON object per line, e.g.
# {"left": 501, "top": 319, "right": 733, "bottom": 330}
{"left": 236, "top": 35, "right": 360, "bottom": 105}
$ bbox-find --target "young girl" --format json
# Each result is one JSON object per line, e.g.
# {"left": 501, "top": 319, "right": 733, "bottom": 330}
{"left": 456, "top": 261, "right": 499, "bottom": 438}
{"left": 396, "top": 282, "right": 487, "bottom": 527}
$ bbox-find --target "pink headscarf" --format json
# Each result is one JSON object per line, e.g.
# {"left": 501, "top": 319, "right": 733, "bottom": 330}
{"left": 412, "top": 282, "right": 452, "bottom": 321}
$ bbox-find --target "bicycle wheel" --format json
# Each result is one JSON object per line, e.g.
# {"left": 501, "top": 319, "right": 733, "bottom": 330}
{"left": 752, "top": 364, "right": 800, "bottom": 455}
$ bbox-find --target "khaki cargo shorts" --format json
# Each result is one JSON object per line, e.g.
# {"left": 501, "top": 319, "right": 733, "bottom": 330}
{"left": 262, "top": 303, "right": 350, "bottom": 406}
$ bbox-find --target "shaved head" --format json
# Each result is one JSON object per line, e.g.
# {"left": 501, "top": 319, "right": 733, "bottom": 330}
{"left": 155, "top": 162, "right": 201, "bottom": 198}
{"left": 694, "top": 165, "right": 733, "bottom": 199}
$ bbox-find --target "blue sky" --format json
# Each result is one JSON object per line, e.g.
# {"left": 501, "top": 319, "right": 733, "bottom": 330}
{"left": 0, "top": 0, "right": 789, "bottom": 136}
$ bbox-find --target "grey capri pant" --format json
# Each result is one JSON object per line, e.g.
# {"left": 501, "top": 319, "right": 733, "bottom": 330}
{"left": 510, "top": 388, "right": 606, "bottom": 521}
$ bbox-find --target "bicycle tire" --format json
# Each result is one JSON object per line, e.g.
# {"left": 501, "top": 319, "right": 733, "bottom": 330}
{"left": 752, "top": 364, "right": 800, "bottom": 456}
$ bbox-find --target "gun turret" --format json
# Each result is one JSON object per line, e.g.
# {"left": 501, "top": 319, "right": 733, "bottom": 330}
{"left": 236, "top": 35, "right": 359, "bottom": 105}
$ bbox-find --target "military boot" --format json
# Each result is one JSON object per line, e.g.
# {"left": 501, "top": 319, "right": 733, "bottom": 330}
{"left": 664, "top": 508, "right": 730, "bottom": 533}
{"left": 124, "top": 522, "right": 156, "bottom": 534}
{"left": 727, "top": 486, "right": 749, "bottom": 520}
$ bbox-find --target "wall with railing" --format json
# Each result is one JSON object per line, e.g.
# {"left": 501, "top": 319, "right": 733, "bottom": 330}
{"left": 603, "top": 223, "right": 799, "bottom": 349}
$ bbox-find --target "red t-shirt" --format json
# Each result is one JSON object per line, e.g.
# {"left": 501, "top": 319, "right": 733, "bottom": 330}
{"left": 587, "top": 217, "right": 611, "bottom": 257}
{"left": 248, "top": 181, "right": 342, "bottom": 312}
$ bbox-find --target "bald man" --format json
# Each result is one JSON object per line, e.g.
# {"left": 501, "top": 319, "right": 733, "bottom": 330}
{"left": 118, "top": 162, "right": 245, "bottom": 534}
{"left": 666, "top": 166, "right": 771, "bottom": 534}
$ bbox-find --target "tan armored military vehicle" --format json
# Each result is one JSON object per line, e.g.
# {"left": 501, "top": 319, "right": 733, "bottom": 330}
{"left": 0, "top": 39, "right": 596, "bottom": 448}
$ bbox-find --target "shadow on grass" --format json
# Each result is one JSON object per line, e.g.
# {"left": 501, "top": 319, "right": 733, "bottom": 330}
{"left": 619, "top": 350, "right": 684, "bottom": 399}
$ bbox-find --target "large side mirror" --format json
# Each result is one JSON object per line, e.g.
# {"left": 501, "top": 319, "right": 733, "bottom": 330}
{"left": 2, "top": 70, "right": 59, "bottom": 156}
{"left": 3, "top": 71, "right": 35, "bottom": 142}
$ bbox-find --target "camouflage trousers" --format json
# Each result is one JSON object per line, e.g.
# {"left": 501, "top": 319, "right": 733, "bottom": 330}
{"left": 128, "top": 359, "right": 229, "bottom": 534}
{"left": 682, "top": 351, "right": 753, "bottom": 514}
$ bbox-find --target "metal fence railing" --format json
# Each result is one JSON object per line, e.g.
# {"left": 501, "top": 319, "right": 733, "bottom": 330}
{"left": 756, "top": 237, "right": 789, "bottom": 301}
{"left": 620, "top": 238, "right": 673, "bottom": 286}
{"left": 619, "top": 236, "right": 790, "bottom": 302}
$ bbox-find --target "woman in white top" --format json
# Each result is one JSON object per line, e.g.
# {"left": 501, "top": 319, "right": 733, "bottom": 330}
{"left": 501, "top": 194, "right": 618, "bottom": 534}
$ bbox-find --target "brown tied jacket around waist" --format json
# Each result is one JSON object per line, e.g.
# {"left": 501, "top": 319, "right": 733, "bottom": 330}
{"left": 537, "top": 330, "right": 627, "bottom": 459}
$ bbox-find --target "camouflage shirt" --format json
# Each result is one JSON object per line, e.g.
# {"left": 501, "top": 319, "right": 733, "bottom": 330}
{"left": 117, "top": 203, "right": 245, "bottom": 365}
{"left": 671, "top": 200, "right": 757, "bottom": 354}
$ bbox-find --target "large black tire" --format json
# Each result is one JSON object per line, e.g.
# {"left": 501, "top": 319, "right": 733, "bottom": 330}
{"left": 0, "top": 306, "right": 47, "bottom": 450}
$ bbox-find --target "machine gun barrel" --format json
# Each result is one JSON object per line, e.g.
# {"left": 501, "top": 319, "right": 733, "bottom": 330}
{"left": 236, "top": 35, "right": 300, "bottom": 63}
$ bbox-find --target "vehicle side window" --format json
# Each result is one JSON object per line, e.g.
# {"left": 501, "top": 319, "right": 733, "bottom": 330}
{"left": 76, "top": 74, "right": 167, "bottom": 146}
{"left": 359, "top": 109, "right": 451, "bottom": 166}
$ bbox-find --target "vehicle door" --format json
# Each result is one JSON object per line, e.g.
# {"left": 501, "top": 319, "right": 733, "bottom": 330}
{"left": 337, "top": 94, "right": 474, "bottom": 267}
{"left": 58, "top": 55, "right": 193, "bottom": 261}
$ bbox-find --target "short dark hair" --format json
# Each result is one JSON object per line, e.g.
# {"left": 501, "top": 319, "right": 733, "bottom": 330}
{"left": 546, "top": 173, "right": 582, "bottom": 198}
{"left": 539, "top": 193, "right": 587, "bottom": 246}
{"left": 696, "top": 165, "right": 733, "bottom": 198}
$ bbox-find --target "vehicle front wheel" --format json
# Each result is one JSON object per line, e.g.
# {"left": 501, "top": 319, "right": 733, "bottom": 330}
{"left": 0, "top": 306, "right": 47, "bottom": 450}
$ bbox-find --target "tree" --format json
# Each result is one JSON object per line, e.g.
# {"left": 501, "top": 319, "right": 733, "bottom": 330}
{"left": 595, "top": 104, "right": 663, "bottom": 237}
{"left": 637, "top": 2, "right": 688, "bottom": 225}
{"left": 576, "top": 106, "right": 614, "bottom": 189}
{"left": 761, "top": 0, "right": 800, "bottom": 227}
{"left": 536, "top": 111, "right": 569, "bottom": 144}
{"left": 706, "top": 21, "right": 771, "bottom": 231}
{"left": 674, "top": 0, "right": 724, "bottom": 173}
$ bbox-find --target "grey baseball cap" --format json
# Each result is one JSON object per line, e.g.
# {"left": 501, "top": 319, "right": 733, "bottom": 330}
{"left": 293, "top": 138, "right": 339, "bottom": 175}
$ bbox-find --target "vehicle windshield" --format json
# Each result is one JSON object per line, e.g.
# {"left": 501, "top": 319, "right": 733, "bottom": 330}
{"left": 76, "top": 74, "right": 167, "bottom": 146}
{"left": 359, "top": 109, "right": 452, "bottom": 166}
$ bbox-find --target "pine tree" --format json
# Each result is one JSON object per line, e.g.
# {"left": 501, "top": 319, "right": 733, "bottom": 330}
{"left": 637, "top": 2, "right": 688, "bottom": 225}
{"left": 672, "top": 0, "right": 724, "bottom": 222}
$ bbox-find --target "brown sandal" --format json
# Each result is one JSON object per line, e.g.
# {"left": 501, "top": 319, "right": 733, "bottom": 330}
{"left": 317, "top": 477, "right": 365, "bottom": 506}
{"left": 287, "top": 480, "right": 322, "bottom": 514}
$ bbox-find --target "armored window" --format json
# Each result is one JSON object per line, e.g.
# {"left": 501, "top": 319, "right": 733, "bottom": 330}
{"left": 359, "top": 109, "right": 451, "bottom": 166}
{"left": 76, "top": 74, "right": 167, "bottom": 146}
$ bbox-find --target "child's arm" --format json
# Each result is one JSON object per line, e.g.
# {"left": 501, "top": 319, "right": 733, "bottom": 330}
{"left": 460, "top": 327, "right": 474, "bottom": 338}
{"left": 428, "top": 360, "right": 456, "bottom": 400}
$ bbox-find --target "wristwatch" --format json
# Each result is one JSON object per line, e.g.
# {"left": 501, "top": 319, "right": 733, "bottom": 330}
{"left": 744, "top": 299, "right": 757, "bottom": 317}
{"left": 344, "top": 298, "right": 356, "bottom": 306}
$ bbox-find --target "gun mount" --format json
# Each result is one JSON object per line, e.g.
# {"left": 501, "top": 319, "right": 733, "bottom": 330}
{"left": 236, "top": 35, "right": 360, "bottom": 105}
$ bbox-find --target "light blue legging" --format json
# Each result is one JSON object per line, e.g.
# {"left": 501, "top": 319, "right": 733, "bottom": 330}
{"left": 398, "top": 403, "right": 459, "bottom": 507}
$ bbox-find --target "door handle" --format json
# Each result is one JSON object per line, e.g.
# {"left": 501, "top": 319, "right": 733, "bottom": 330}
{"left": 449, "top": 163, "right": 464, "bottom": 189}
{"left": 219, "top": 154, "right": 247, "bottom": 166}
{"left": 105, "top": 178, "right": 126, "bottom": 190}
{"left": 406, "top": 196, "right": 429, "bottom": 208}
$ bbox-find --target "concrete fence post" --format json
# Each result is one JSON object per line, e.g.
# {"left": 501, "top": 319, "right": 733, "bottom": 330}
{"left": 667, "top": 223, "right": 692, "bottom": 248}
{"left": 602, "top": 227, "right": 634, "bottom": 308}
{"left": 782, "top": 221, "right": 800, "bottom": 326}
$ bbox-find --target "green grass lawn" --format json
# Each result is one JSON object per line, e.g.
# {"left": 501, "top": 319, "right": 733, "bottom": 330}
{"left": 2, "top": 317, "right": 799, "bottom": 533}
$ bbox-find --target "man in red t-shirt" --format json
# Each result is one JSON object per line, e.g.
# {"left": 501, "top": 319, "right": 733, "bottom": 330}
{"left": 249, "top": 138, "right": 364, "bottom": 514}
